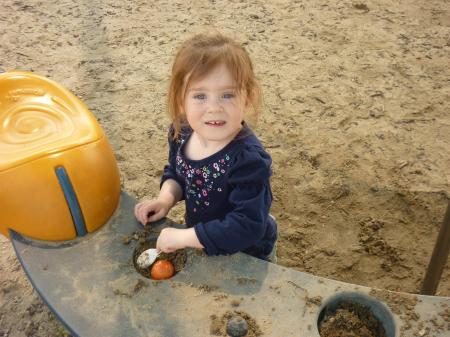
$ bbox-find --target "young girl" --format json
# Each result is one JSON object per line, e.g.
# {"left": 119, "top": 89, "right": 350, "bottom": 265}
{"left": 134, "top": 33, "right": 277, "bottom": 261}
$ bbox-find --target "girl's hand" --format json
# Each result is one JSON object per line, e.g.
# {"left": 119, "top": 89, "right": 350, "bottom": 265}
{"left": 134, "top": 199, "right": 171, "bottom": 225}
{"left": 156, "top": 228, "right": 187, "bottom": 253}
{"left": 156, "top": 228, "right": 204, "bottom": 253}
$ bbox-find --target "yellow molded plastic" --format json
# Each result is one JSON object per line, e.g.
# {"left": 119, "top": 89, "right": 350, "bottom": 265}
{"left": 0, "top": 71, "right": 121, "bottom": 240}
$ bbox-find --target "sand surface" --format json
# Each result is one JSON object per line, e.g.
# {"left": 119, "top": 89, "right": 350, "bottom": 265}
{"left": 1, "top": 0, "right": 449, "bottom": 335}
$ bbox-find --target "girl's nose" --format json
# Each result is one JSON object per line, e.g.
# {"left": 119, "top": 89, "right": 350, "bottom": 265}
{"left": 206, "top": 97, "right": 224, "bottom": 112}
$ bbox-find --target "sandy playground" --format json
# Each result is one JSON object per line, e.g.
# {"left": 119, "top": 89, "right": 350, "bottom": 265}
{"left": 0, "top": 0, "right": 449, "bottom": 336}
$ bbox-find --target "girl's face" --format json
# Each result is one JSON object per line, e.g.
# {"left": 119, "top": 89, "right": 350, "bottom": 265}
{"left": 182, "top": 63, "right": 246, "bottom": 145}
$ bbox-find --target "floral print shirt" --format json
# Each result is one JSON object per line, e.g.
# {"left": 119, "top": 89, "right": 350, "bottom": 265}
{"left": 161, "top": 125, "right": 277, "bottom": 260}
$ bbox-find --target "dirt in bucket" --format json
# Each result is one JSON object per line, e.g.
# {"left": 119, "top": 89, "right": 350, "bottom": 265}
{"left": 319, "top": 301, "right": 387, "bottom": 337}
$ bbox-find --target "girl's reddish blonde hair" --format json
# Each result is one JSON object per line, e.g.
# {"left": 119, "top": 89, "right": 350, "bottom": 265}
{"left": 167, "top": 33, "right": 262, "bottom": 139}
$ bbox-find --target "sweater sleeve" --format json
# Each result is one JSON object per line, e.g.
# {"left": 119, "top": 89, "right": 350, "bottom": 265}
{"left": 194, "top": 145, "right": 273, "bottom": 255}
{"left": 160, "top": 130, "right": 185, "bottom": 199}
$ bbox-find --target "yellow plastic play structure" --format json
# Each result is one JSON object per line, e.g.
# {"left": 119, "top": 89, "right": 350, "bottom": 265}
{"left": 0, "top": 71, "right": 120, "bottom": 241}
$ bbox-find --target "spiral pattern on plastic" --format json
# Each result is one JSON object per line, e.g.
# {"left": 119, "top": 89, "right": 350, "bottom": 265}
{"left": 0, "top": 92, "right": 75, "bottom": 150}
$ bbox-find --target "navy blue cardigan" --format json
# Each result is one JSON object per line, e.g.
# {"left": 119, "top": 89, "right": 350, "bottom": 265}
{"left": 161, "top": 125, "right": 277, "bottom": 260}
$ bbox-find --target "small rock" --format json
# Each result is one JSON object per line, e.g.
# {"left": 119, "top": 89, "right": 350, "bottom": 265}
{"left": 231, "top": 299, "right": 240, "bottom": 307}
{"left": 353, "top": 3, "right": 369, "bottom": 11}
{"left": 226, "top": 316, "right": 248, "bottom": 337}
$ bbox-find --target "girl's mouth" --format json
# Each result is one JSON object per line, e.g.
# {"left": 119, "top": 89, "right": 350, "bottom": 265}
{"left": 205, "top": 120, "right": 226, "bottom": 126}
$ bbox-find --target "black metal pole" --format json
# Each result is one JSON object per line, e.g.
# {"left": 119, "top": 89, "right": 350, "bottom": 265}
{"left": 421, "top": 201, "right": 450, "bottom": 295}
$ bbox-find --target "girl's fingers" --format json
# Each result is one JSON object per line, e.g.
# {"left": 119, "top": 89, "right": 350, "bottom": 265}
{"left": 135, "top": 202, "right": 145, "bottom": 220}
{"left": 134, "top": 203, "right": 140, "bottom": 217}
{"left": 147, "top": 209, "right": 163, "bottom": 222}
{"left": 138, "top": 204, "right": 150, "bottom": 225}
{"left": 134, "top": 201, "right": 166, "bottom": 224}
{"left": 146, "top": 210, "right": 156, "bottom": 221}
{"left": 141, "top": 208, "right": 151, "bottom": 224}
{"left": 156, "top": 244, "right": 174, "bottom": 254}
{"left": 156, "top": 235, "right": 167, "bottom": 252}
{"left": 135, "top": 204, "right": 142, "bottom": 222}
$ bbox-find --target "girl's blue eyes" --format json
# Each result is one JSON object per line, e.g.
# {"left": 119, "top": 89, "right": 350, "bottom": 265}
{"left": 193, "top": 93, "right": 235, "bottom": 100}
{"left": 194, "top": 94, "right": 206, "bottom": 100}
{"left": 223, "top": 93, "right": 235, "bottom": 99}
